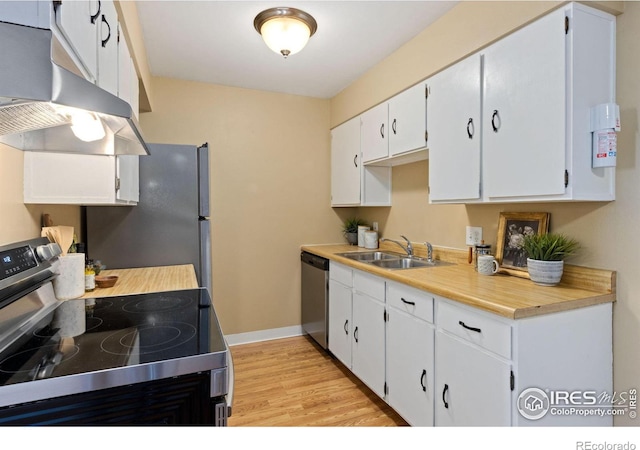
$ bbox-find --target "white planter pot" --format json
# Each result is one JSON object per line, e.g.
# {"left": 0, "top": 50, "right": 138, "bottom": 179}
{"left": 526, "top": 258, "right": 564, "bottom": 286}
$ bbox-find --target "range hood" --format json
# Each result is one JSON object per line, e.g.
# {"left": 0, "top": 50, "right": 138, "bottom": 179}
{"left": 0, "top": 20, "right": 149, "bottom": 156}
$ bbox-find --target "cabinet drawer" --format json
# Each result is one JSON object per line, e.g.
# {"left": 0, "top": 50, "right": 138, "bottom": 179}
{"left": 387, "top": 282, "right": 433, "bottom": 323}
{"left": 329, "top": 261, "right": 352, "bottom": 286}
{"left": 353, "top": 270, "right": 385, "bottom": 301}
{"left": 436, "top": 300, "right": 511, "bottom": 359}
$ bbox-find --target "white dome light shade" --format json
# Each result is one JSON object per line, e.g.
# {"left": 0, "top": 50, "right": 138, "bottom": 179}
{"left": 260, "top": 17, "right": 310, "bottom": 57}
{"left": 254, "top": 7, "right": 317, "bottom": 58}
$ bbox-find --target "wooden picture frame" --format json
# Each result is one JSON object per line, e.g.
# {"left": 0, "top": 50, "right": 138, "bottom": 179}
{"left": 495, "top": 212, "right": 550, "bottom": 278}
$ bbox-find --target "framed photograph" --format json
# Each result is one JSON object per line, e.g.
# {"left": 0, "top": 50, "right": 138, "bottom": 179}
{"left": 495, "top": 212, "right": 550, "bottom": 277}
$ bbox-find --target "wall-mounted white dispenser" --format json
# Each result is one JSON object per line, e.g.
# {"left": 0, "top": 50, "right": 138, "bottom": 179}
{"left": 590, "top": 102, "right": 620, "bottom": 168}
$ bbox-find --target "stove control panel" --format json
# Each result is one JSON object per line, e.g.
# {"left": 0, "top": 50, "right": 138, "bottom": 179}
{"left": 0, "top": 242, "right": 60, "bottom": 282}
{"left": 0, "top": 245, "right": 37, "bottom": 281}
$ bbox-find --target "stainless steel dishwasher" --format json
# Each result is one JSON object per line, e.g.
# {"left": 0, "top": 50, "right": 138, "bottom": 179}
{"left": 301, "top": 251, "right": 329, "bottom": 349}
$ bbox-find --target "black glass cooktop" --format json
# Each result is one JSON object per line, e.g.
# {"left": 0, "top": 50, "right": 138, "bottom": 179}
{"left": 0, "top": 289, "right": 225, "bottom": 387}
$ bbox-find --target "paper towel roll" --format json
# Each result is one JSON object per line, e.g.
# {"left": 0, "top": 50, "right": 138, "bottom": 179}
{"left": 364, "top": 231, "right": 379, "bottom": 249}
{"left": 358, "top": 225, "right": 370, "bottom": 248}
{"left": 52, "top": 253, "right": 85, "bottom": 300}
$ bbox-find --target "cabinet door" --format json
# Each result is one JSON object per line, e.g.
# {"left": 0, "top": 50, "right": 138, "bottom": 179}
{"left": 331, "top": 117, "right": 361, "bottom": 206}
{"left": 328, "top": 279, "right": 352, "bottom": 368}
{"left": 352, "top": 292, "right": 386, "bottom": 398}
{"left": 435, "top": 331, "right": 511, "bottom": 426}
{"left": 97, "top": 0, "right": 118, "bottom": 95}
{"left": 388, "top": 83, "right": 427, "bottom": 157}
{"left": 427, "top": 54, "right": 482, "bottom": 202}
{"left": 360, "top": 103, "right": 389, "bottom": 163}
{"left": 118, "top": 34, "right": 140, "bottom": 120}
{"left": 483, "top": 8, "right": 566, "bottom": 199}
{"left": 24, "top": 152, "right": 116, "bottom": 204}
{"left": 116, "top": 155, "right": 139, "bottom": 203}
{"left": 56, "top": 0, "right": 99, "bottom": 81}
{"left": 118, "top": 27, "right": 133, "bottom": 102}
{"left": 386, "top": 308, "right": 434, "bottom": 426}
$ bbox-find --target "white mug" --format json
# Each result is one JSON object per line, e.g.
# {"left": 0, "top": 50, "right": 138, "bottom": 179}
{"left": 477, "top": 255, "right": 499, "bottom": 276}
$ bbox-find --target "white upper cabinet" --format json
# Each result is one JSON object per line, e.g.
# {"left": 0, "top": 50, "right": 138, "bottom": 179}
{"left": 331, "top": 117, "right": 392, "bottom": 207}
{"left": 360, "top": 103, "right": 389, "bottom": 163}
{"left": 97, "top": 0, "right": 119, "bottom": 96}
{"left": 482, "top": 7, "right": 566, "bottom": 200}
{"left": 55, "top": 0, "right": 100, "bottom": 81}
{"left": 361, "top": 83, "right": 428, "bottom": 166}
{"left": 117, "top": 26, "right": 139, "bottom": 120}
{"left": 388, "top": 83, "right": 428, "bottom": 158}
{"left": 56, "top": 0, "right": 119, "bottom": 95}
{"left": 428, "top": 3, "right": 616, "bottom": 204}
{"left": 331, "top": 117, "right": 361, "bottom": 206}
{"left": 427, "top": 53, "right": 482, "bottom": 202}
{"left": 54, "top": 0, "right": 134, "bottom": 101}
{"left": 24, "top": 152, "right": 139, "bottom": 205}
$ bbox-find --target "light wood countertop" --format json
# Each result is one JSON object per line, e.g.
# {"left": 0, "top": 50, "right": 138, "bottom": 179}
{"left": 81, "top": 264, "right": 199, "bottom": 298}
{"left": 302, "top": 244, "right": 616, "bottom": 320}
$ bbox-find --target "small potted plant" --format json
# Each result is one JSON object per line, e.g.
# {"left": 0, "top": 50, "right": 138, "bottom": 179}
{"left": 522, "top": 232, "right": 580, "bottom": 286}
{"left": 342, "top": 217, "right": 367, "bottom": 245}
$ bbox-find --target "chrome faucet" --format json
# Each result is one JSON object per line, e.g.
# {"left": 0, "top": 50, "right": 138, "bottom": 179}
{"left": 424, "top": 242, "right": 433, "bottom": 263}
{"left": 380, "top": 235, "right": 413, "bottom": 256}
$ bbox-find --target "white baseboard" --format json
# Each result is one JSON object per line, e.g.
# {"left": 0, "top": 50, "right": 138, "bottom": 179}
{"left": 225, "top": 325, "right": 304, "bottom": 346}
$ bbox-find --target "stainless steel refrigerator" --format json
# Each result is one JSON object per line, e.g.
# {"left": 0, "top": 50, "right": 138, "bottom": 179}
{"left": 84, "top": 143, "right": 212, "bottom": 294}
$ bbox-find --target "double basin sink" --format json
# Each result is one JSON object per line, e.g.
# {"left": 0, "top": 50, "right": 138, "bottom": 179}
{"left": 336, "top": 250, "right": 452, "bottom": 270}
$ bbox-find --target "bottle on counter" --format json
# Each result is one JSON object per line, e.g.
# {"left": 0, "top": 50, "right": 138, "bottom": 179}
{"left": 85, "top": 260, "right": 96, "bottom": 292}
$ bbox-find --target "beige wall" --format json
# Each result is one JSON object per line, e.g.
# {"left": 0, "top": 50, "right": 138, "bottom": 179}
{"left": 332, "top": 1, "right": 637, "bottom": 426}
{"left": 138, "top": 77, "right": 353, "bottom": 335}
{"left": 0, "top": 144, "right": 81, "bottom": 247}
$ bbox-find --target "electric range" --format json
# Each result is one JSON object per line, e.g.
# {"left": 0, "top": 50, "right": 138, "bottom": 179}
{"left": 0, "top": 237, "right": 232, "bottom": 425}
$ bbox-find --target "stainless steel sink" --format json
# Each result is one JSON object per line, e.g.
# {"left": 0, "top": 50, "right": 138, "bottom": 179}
{"left": 337, "top": 251, "right": 453, "bottom": 270}
{"left": 370, "top": 257, "right": 452, "bottom": 270}
{"left": 336, "top": 251, "right": 404, "bottom": 262}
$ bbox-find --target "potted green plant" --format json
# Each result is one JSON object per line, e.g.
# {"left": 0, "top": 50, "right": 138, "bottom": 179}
{"left": 342, "top": 217, "right": 367, "bottom": 245}
{"left": 522, "top": 232, "right": 580, "bottom": 286}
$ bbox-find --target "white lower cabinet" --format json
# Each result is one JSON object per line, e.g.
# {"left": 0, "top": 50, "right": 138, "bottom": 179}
{"left": 435, "top": 331, "right": 511, "bottom": 426}
{"left": 328, "top": 264, "right": 353, "bottom": 368}
{"left": 327, "top": 262, "right": 613, "bottom": 427}
{"left": 434, "top": 298, "right": 613, "bottom": 427}
{"left": 328, "top": 263, "right": 386, "bottom": 398}
{"left": 352, "top": 291, "right": 385, "bottom": 398}
{"left": 386, "top": 282, "right": 434, "bottom": 426}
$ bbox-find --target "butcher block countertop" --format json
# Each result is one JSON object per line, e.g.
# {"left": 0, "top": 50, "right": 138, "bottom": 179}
{"left": 302, "top": 243, "right": 616, "bottom": 320}
{"left": 81, "top": 264, "right": 199, "bottom": 298}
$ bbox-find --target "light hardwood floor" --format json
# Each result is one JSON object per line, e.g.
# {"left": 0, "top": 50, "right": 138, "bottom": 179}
{"left": 228, "top": 335, "right": 408, "bottom": 427}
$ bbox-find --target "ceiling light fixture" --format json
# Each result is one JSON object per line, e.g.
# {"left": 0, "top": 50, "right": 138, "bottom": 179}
{"left": 254, "top": 7, "right": 317, "bottom": 58}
